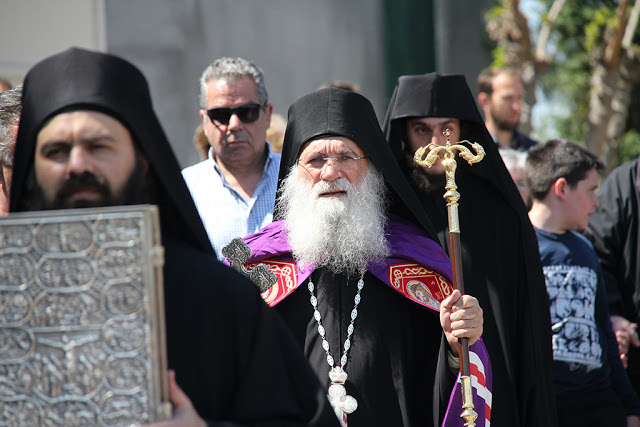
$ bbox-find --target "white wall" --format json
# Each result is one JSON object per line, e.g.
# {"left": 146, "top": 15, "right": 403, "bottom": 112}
{"left": 105, "top": 0, "right": 386, "bottom": 168}
{"left": 0, "top": 0, "right": 106, "bottom": 84}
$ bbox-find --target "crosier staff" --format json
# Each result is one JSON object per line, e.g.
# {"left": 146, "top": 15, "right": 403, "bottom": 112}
{"left": 414, "top": 128, "right": 485, "bottom": 427}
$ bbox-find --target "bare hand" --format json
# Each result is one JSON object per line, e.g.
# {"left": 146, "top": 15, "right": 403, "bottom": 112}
{"left": 440, "top": 289, "right": 483, "bottom": 356}
{"left": 143, "top": 371, "right": 206, "bottom": 427}
{"left": 612, "top": 315, "right": 639, "bottom": 358}
{"left": 627, "top": 415, "right": 640, "bottom": 427}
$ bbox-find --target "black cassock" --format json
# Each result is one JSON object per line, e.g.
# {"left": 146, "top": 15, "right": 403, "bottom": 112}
{"left": 163, "top": 238, "right": 338, "bottom": 426}
{"left": 275, "top": 268, "right": 456, "bottom": 427}
{"left": 586, "top": 157, "right": 640, "bottom": 394}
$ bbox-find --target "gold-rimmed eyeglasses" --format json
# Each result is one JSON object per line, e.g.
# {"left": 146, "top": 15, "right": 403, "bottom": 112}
{"left": 298, "top": 155, "right": 369, "bottom": 171}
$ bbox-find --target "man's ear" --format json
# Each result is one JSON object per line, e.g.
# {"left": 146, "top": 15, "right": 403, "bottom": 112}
{"left": 265, "top": 103, "right": 273, "bottom": 124}
{"left": 139, "top": 153, "right": 150, "bottom": 174}
{"left": 552, "top": 177, "right": 568, "bottom": 199}
{"left": 477, "top": 92, "right": 489, "bottom": 109}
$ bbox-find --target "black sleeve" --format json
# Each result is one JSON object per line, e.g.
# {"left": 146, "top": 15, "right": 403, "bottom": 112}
{"left": 596, "top": 274, "right": 640, "bottom": 415}
{"left": 585, "top": 169, "right": 633, "bottom": 319}
{"left": 433, "top": 334, "right": 457, "bottom": 426}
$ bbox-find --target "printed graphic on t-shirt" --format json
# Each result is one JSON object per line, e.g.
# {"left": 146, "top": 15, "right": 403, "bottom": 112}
{"left": 544, "top": 264, "right": 602, "bottom": 369}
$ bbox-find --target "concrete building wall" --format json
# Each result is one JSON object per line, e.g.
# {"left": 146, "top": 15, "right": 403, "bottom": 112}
{"left": 0, "top": 0, "right": 106, "bottom": 83}
{"left": 0, "top": 0, "right": 493, "bottom": 169}
{"left": 435, "top": 0, "right": 493, "bottom": 98}
{"left": 105, "top": 0, "right": 386, "bottom": 168}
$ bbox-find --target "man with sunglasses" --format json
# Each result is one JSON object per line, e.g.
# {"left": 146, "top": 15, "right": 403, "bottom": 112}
{"left": 183, "top": 57, "right": 280, "bottom": 259}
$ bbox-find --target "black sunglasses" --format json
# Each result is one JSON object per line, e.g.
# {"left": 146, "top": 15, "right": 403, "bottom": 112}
{"left": 206, "top": 102, "right": 264, "bottom": 125}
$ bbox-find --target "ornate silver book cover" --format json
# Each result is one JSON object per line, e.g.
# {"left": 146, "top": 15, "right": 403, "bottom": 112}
{"left": 0, "top": 205, "right": 171, "bottom": 426}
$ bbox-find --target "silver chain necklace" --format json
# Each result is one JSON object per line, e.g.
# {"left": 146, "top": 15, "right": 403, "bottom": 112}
{"left": 308, "top": 274, "right": 364, "bottom": 426}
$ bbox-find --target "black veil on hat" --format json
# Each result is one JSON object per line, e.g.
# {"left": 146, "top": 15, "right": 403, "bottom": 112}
{"left": 276, "top": 87, "right": 439, "bottom": 242}
{"left": 10, "top": 47, "right": 213, "bottom": 255}
{"left": 382, "top": 72, "right": 525, "bottom": 217}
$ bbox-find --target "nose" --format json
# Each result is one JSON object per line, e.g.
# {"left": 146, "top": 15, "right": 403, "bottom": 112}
{"left": 67, "top": 146, "right": 94, "bottom": 175}
{"left": 431, "top": 133, "right": 446, "bottom": 147}
{"left": 511, "top": 98, "right": 523, "bottom": 111}
{"left": 319, "top": 159, "right": 343, "bottom": 181}
{"left": 226, "top": 113, "right": 243, "bottom": 130}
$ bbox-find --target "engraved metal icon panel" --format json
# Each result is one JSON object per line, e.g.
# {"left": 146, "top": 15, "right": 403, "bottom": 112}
{"left": 0, "top": 205, "right": 169, "bottom": 426}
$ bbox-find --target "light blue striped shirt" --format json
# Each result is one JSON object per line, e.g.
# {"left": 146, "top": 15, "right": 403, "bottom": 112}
{"left": 182, "top": 143, "right": 281, "bottom": 260}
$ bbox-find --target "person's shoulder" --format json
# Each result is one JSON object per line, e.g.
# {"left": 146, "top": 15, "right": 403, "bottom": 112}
{"left": 386, "top": 213, "right": 424, "bottom": 234}
{"left": 265, "top": 150, "right": 282, "bottom": 174}
{"left": 268, "top": 149, "right": 282, "bottom": 161}
{"left": 163, "top": 238, "right": 264, "bottom": 300}
{"left": 556, "top": 231, "right": 599, "bottom": 263}
{"left": 182, "top": 159, "right": 210, "bottom": 178}
{"left": 534, "top": 227, "right": 556, "bottom": 242}
{"left": 182, "top": 159, "right": 215, "bottom": 192}
{"left": 609, "top": 156, "right": 640, "bottom": 179}
{"left": 598, "top": 157, "right": 640, "bottom": 198}
{"left": 569, "top": 230, "right": 593, "bottom": 247}
{"left": 514, "top": 131, "right": 538, "bottom": 150}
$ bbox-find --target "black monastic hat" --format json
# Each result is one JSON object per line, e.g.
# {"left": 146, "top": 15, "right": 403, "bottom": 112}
{"left": 276, "top": 87, "right": 439, "bottom": 242}
{"left": 10, "top": 47, "right": 213, "bottom": 255}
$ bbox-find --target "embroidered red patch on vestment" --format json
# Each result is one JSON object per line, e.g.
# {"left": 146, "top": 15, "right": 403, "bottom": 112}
{"left": 245, "top": 260, "right": 298, "bottom": 307}
{"left": 387, "top": 263, "right": 452, "bottom": 310}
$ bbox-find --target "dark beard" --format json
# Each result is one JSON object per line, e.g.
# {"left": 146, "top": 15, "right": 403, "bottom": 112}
{"left": 490, "top": 105, "right": 519, "bottom": 133}
{"left": 493, "top": 117, "right": 518, "bottom": 133}
{"left": 51, "top": 172, "right": 113, "bottom": 209}
{"left": 399, "top": 149, "right": 445, "bottom": 195}
{"left": 21, "top": 155, "right": 156, "bottom": 211}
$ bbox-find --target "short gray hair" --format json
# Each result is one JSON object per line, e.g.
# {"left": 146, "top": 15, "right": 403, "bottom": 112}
{"left": 199, "top": 57, "right": 268, "bottom": 108}
{"left": 0, "top": 85, "right": 22, "bottom": 168}
{"left": 499, "top": 147, "right": 527, "bottom": 173}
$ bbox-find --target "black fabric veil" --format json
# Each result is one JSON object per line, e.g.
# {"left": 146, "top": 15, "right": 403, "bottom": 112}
{"left": 276, "top": 87, "right": 438, "bottom": 242}
{"left": 383, "top": 73, "right": 557, "bottom": 427}
{"left": 10, "top": 47, "right": 212, "bottom": 255}
{"left": 383, "top": 73, "right": 525, "bottom": 217}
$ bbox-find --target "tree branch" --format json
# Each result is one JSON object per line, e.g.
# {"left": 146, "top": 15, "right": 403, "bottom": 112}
{"left": 535, "top": 0, "right": 567, "bottom": 65}
{"left": 622, "top": 0, "right": 640, "bottom": 50}
{"left": 605, "top": 0, "right": 630, "bottom": 67}
{"left": 511, "top": 0, "right": 532, "bottom": 62}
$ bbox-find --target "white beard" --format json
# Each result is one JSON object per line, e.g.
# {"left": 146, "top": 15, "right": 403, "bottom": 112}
{"left": 276, "top": 166, "right": 390, "bottom": 276}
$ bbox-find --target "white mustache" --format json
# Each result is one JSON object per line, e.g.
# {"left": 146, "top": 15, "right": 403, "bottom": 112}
{"left": 312, "top": 179, "right": 351, "bottom": 196}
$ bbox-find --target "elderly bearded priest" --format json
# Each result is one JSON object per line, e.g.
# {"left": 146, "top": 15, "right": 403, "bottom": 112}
{"left": 237, "top": 88, "right": 492, "bottom": 427}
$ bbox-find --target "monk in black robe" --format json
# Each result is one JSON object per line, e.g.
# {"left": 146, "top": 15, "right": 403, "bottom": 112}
{"left": 585, "top": 156, "right": 640, "bottom": 395}
{"left": 383, "top": 73, "right": 556, "bottom": 427}
{"left": 239, "top": 88, "right": 491, "bottom": 426}
{"left": 9, "top": 47, "right": 338, "bottom": 426}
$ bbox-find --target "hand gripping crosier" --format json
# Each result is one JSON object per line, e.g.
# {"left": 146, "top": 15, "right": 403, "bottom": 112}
{"left": 413, "top": 128, "right": 485, "bottom": 427}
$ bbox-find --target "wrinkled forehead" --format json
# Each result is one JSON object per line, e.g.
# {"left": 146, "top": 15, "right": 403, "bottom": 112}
{"left": 298, "top": 135, "right": 365, "bottom": 158}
